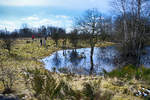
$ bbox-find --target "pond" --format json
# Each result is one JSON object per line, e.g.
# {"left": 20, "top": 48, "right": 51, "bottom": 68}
{"left": 42, "top": 46, "right": 150, "bottom": 75}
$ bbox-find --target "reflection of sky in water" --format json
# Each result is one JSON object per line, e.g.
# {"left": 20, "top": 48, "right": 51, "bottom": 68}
{"left": 140, "top": 47, "right": 150, "bottom": 68}
{"left": 42, "top": 46, "right": 150, "bottom": 75}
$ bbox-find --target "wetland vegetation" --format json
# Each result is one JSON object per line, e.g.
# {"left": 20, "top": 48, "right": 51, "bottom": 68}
{"left": 0, "top": 0, "right": 150, "bottom": 100}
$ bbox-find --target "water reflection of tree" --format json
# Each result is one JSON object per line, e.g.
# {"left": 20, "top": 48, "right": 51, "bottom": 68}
{"left": 63, "top": 49, "right": 66, "bottom": 56}
{"left": 69, "top": 50, "right": 82, "bottom": 66}
{"left": 140, "top": 47, "right": 150, "bottom": 66}
{"left": 89, "top": 48, "right": 94, "bottom": 75}
{"left": 52, "top": 51, "right": 61, "bottom": 68}
{"left": 82, "top": 54, "right": 89, "bottom": 74}
{"left": 97, "top": 47, "right": 109, "bottom": 64}
{"left": 64, "top": 50, "right": 69, "bottom": 68}
{"left": 97, "top": 47, "right": 117, "bottom": 66}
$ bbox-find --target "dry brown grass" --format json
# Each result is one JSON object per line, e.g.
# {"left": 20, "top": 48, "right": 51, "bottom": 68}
{"left": 0, "top": 38, "right": 147, "bottom": 100}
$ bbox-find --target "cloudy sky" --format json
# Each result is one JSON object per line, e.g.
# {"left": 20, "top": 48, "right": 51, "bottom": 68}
{"left": 0, "top": 0, "right": 111, "bottom": 32}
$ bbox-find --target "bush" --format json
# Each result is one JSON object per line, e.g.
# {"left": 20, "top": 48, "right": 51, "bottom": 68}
{"left": 108, "top": 64, "right": 137, "bottom": 79}
{"left": 0, "top": 66, "right": 17, "bottom": 94}
{"left": 24, "top": 68, "right": 76, "bottom": 100}
{"left": 82, "top": 79, "right": 105, "bottom": 100}
{"left": 82, "top": 81, "right": 113, "bottom": 100}
{"left": 108, "top": 64, "right": 150, "bottom": 82}
{"left": 1, "top": 38, "right": 15, "bottom": 54}
{"left": 140, "top": 67, "right": 150, "bottom": 84}
{"left": 58, "top": 67, "right": 71, "bottom": 74}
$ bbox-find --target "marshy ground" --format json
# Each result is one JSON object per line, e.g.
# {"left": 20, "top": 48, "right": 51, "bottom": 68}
{"left": 0, "top": 38, "right": 150, "bottom": 100}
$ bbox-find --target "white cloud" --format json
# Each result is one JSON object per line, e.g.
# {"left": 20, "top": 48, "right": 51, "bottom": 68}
{"left": 21, "top": 16, "right": 39, "bottom": 21}
{"left": 55, "top": 15, "right": 69, "bottom": 19}
{"left": 0, "top": 15, "right": 73, "bottom": 32}
{"left": 0, "top": 20, "right": 19, "bottom": 31}
{"left": 0, "top": 0, "right": 48, "bottom": 6}
{"left": 39, "top": 19, "right": 61, "bottom": 26}
{"left": 30, "top": 18, "right": 73, "bottom": 32}
{"left": 0, "top": 0, "right": 110, "bottom": 11}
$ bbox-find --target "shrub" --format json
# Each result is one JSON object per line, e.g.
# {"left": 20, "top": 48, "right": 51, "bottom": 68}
{"left": 82, "top": 82, "right": 113, "bottom": 100}
{"left": 82, "top": 83, "right": 95, "bottom": 100}
{"left": 99, "top": 90, "right": 113, "bottom": 100}
{"left": 58, "top": 67, "right": 71, "bottom": 74}
{"left": 108, "top": 64, "right": 137, "bottom": 79}
{"left": 140, "top": 67, "right": 150, "bottom": 84}
{"left": 1, "top": 38, "right": 15, "bottom": 54}
{"left": 24, "top": 68, "right": 76, "bottom": 100}
{"left": 108, "top": 64, "right": 150, "bottom": 83}
{"left": 82, "top": 79, "right": 104, "bottom": 100}
{"left": 0, "top": 66, "right": 17, "bottom": 94}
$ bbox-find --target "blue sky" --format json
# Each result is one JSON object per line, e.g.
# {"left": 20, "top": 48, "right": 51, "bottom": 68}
{"left": 0, "top": 0, "right": 111, "bottom": 32}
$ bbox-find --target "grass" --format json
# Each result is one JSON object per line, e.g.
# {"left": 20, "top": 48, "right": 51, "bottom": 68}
{"left": 108, "top": 64, "right": 150, "bottom": 84}
{"left": 0, "top": 37, "right": 149, "bottom": 100}
{"left": 0, "top": 38, "right": 114, "bottom": 70}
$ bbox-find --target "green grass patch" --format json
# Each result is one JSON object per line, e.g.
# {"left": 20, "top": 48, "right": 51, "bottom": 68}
{"left": 108, "top": 64, "right": 150, "bottom": 83}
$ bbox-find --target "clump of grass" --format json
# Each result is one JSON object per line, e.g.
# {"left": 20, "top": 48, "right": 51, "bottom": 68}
{"left": 108, "top": 64, "right": 136, "bottom": 79}
{"left": 108, "top": 64, "right": 150, "bottom": 83}
{"left": 82, "top": 83, "right": 95, "bottom": 100}
{"left": 144, "top": 96, "right": 150, "bottom": 100}
{"left": 0, "top": 66, "right": 17, "bottom": 94}
{"left": 82, "top": 82, "right": 113, "bottom": 100}
{"left": 81, "top": 79, "right": 113, "bottom": 100}
{"left": 58, "top": 67, "right": 71, "bottom": 74}
{"left": 82, "top": 80, "right": 100, "bottom": 98}
{"left": 139, "top": 67, "right": 150, "bottom": 84}
{"left": 23, "top": 68, "right": 76, "bottom": 100}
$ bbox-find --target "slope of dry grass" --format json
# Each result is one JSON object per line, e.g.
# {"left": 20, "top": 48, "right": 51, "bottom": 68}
{"left": 0, "top": 38, "right": 149, "bottom": 100}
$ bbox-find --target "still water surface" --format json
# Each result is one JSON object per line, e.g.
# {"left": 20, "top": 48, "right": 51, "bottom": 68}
{"left": 42, "top": 46, "right": 150, "bottom": 75}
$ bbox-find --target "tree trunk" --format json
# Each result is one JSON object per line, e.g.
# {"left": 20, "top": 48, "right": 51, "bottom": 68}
{"left": 121, "top": 0, "right": 128, "bottom": 42}
{"left": 136, "top": 0, "right": 142, "bottom": 67}
{"left": 90, "top": 46, "right": 94, "bottom": 75}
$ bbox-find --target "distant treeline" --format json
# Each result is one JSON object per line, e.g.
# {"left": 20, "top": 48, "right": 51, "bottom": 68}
{"left": 0, "top": 13, "right": 150, "bottom": 43}
{"left": 0, "top": 26, "right": 65, "bottom": 38}
{"left": 0, "top": 25, "right": 112, "bottom": 42}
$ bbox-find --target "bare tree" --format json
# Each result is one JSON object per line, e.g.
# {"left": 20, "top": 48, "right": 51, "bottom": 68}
{"left": 70, "top": 29, "right": 78, "bottom": 51}
{"left": 75, "top": 8, "right": 103, "bottom": 75}
{"left": 51, "top": 27, "right": 66, "bottom": 47}
{"left": 100, "top": 17, "right": 112, "bottom": 41}
{"left": 112, "top": 0, "right": 150, "bottom": 66}
{"left": 1, "top": 28, "right": 16, "bottom": 54}
{"left": 111, "top": 0, "right": 129, "bottom": 41}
